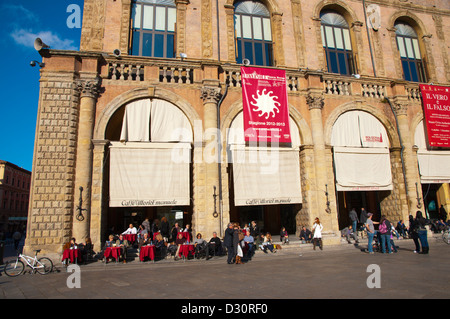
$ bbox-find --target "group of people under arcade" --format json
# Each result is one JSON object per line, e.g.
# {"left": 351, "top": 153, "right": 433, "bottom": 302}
{"left": 62, "top": 206, "right": 447, "bottom": 265}
{"left": 341, "top": 206, "right": 449, "bottom": 255}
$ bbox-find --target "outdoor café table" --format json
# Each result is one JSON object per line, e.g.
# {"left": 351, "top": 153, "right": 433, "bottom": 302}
{"left": 178, "top": 244, "right": 195, "bottom": 260}
{"left": 62, "top": 248, "right": 81, "bottom": 264}
{"left": 139, "top": 245, "right": 156, "bottom": 262}
{"left": 123, "top": 234, "right": 137, "bottom": 244}
{"left": 104, "top": 246, "right": 121, "bottom": 263}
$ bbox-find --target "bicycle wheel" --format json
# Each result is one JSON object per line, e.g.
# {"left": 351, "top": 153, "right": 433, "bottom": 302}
{"left": 3, "top": 259, "right": 25, "bottom": 277}
{"left": 443, "top": 231, "right": 450, "bottom": 245}
{"left": 36, "top": 257, "right": 53, "bottom": 275}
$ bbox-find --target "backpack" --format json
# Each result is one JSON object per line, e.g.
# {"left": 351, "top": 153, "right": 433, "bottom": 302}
{"left": 379, "top": 221, "right": 388, "bottom": 234}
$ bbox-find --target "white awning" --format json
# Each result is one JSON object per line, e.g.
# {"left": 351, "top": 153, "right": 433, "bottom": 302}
{"left": 331, "top": 111, "right": 392, "bottom": 191}
{"left": 333, "top": 147, "right": 393, "bottom": 191}
{"left": 120, "top": 98, "right": 193, "bottom": 143}
{"left": 230, "top": 146, "right": 302, "bottom": 206}
{"left": 109, "top": 142, "right": 191, "bottom": 207}
{"left": 415, "top": 120, "right": 450, "bottom": 183}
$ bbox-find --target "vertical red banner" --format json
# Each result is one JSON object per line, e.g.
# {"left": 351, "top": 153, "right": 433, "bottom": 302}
{"left": 420, "top": 84, "right": 450, "bottom": 148}
{"left": 241, "top": 67, "right": 291, "bottom": 144}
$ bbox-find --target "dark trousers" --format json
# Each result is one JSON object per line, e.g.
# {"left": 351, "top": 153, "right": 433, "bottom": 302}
{"left": 226, "top": 245, "right": 234, "bottom": 263}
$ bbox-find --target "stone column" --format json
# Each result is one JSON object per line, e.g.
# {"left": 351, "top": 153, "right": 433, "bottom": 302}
{"left": 72, "top": 78, "right": 100, "bottom": 242}
{"left": 200, "top": 82, "right": 222, "bottom": 236}
{"left": 90, "top": 139, "right": 110, "bottom": 251}
{"left": 391, "top": 97, "right": 421, "bottom": 221}
{"left": 306, "top": 92, "right": 340, "bottom": 244}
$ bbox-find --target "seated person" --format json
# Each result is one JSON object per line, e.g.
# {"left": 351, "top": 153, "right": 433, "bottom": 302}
{"left": 243, "top": 229, "right": 254, "bottom": 259}
{"left": 105, "top": 235, "right": 115, "bottom": 248}
{"left": 255, "top": 233, "right": 265, "bottom": 251}
{"left": 69, "top": 237, "right": 78, "bottom": 249}
{"left": 396, "top": 220, "right": 408, "bottom": 238}
{"left": 299, "top": 226, "right": 312, "bottom": 244}
{"left": 182, "top": 224, "right": 193, "bottom": 242}
{"left": 262, "top": 233, "right": 276, "bottom": 253}
{"left": 206, "top": 232, "right": 222, "bottom": 259}
{"left": 138, "top": 233, "right": 151, "bottom": 250}
{"left": 122, "top": 224, "right": 137, "bottom": 235}
{"left": 193, "top": 233, "right": 207, "bottom": 258}
{"left": 154, "top": 233, "right": 167, "bottom": 260}
{"left": 115, "top": 234, "right": 129, "bottom": 263}
{"left": 280, "top": 227, "right": 289, "bottom": 245}
{"left": 174, "top": 232, "right": 187, "bottom": 260}
{"left": 340, "top": 225, "right": 357, "bottom": 244}
{"left": 79, "top": 237, "right": 94, "bottom": 262}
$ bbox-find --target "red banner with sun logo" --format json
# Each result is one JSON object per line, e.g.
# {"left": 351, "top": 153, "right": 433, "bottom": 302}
{"left": 241, "top": 67, "right": 291, "bottom": 144}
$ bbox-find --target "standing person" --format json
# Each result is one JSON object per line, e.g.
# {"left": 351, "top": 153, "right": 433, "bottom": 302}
{"left": 349, "top": 208, "right": 359, "bottom": 243}
{"left": 415, "top": 211, "right": 429, "bottom": 254}
{"left": 142, "top": 218, "right": 150, "bottom": 234}
{"left": 233, "top": 224, "right": 244, "bottom": 264}
{"left": 12, "top": 230, "right": 22, "bottom": 251}
{"left": 408, "top": 215, "right": 420, "bottom": 253}
{"left": 171, "top": 222, "right": 181, "bottom": 242}
{"left": 379, "top": 215, "right": 392, "bottom": 254}
{"left": 312, "top": 217, "right": 323, "bottom": 250}
{"left": 224, "top": 223, "right": 235, "bottom": 264}
{"left": 160, "top": 217, "right": 170, "bottom": 242}
{"left": 365, "top": 213, "right": 377, "bottom": 254}
{"left": 250, "top": 221, "right": 259, "bottom": 238}
{"left": 360, "top": 207, "right": 369, "bottom": 225}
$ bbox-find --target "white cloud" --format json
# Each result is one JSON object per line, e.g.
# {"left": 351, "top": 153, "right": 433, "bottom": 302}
{"left": 2, "top": 4, "right": 39, "bottom": 23}
{"left": 10, "top": 29, "right": 78, "bottom": 51}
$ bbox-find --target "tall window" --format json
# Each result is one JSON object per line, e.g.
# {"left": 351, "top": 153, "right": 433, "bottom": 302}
{"left": 395, "top": 22, "right": 426, "bottom": 83}
{"left": 234, "top": 1, "right": 273, "bottom": 66}
{"left": 320, "top": 10, "right": 356, "bottom": 76}
{"left": 130, "top": 0, "right": 176, "bottom": 58}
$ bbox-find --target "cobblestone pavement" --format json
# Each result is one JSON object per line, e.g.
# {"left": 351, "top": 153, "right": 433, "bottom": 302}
{"left": 1, "top": 237, "right": 449, "bottom": 303}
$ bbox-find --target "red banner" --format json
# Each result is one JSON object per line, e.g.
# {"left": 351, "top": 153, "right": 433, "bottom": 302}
{"left": 241, "top": 67, "right": 291, "bottom": 144}
{"left": 420, "top": 84, "right": 450, "bottom": 148}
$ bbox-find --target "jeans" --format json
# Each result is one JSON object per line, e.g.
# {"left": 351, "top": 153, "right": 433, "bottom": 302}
{"left": 352, "top": 221, "right": 358, "bottom": 241}
{"left": 367, "top": 232, "right": 375, "bottom": 253}
{"left": 417, "top": 229, "right": 428, "bottom": 250}
{"left": 380, "top": 234, "right": 392, "bottom": 253}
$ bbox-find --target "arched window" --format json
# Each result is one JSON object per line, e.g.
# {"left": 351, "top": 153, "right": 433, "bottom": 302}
{"left": 234, "top": 1, "right": 273, "bottom": 66}
{"left": 320, "top": 10, "right": 356, "bottom": 76}
{"left": 395, "top": 22, "right": 426, "bottom": 83}
{"left": 130, "top": 0, "right": 176, "bottom": 58}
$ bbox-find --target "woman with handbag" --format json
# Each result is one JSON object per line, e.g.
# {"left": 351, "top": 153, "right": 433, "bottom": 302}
{"left": 312, "top": 217, "right": 323, "bottom": 250}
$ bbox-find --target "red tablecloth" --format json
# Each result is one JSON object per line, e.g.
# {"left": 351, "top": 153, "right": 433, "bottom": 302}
{"left": 139, "top": 245, "right": 156, "bottom": 262}
{"left": 179, "top": 232, "right": 192, "bottom": 242}
{"left": 179, "top": 244, "right": 194, "bottom": 258}
{"left": 104, "top": 247, "right": 121, "bottom": 261}
{"left": 123, "top": 234, "right": 137, "bottom": 244}
{"left": 62, "top": 248, "right": 81, "bottom": 263}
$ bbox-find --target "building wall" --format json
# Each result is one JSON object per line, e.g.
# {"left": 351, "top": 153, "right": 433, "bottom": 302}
{"left": 24, "top": 0, "right": 449, "bottom": 257}
{"left": 0, "top": 161, "right": 31, "bottom": 234}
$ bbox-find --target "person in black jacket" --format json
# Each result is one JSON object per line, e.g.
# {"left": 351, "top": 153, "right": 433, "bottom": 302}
{"left": 160, "top": 217, "right": 170, "bottom": 242}
{"left": 224, "top": 223, "right": 235, "bottom": 264}
{"left": 408, "top": 215, "right": 420, "bottom": 253}
{"left": 415, "top": 211, "right": 429, "bottom": 254}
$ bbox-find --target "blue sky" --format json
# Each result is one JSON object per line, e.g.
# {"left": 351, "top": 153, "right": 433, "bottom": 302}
{"left": 0, "top": 1, "right": 83, "bottom": 171}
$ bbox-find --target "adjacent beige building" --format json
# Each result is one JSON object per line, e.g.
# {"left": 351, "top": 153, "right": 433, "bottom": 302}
{"left": 25, "top": 0, "right": 450, "bottom": 257}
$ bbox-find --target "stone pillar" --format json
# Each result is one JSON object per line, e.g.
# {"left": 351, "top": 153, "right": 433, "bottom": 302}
{"left": 200, "top": 82, "right": 222, "bottom": 236}
{"left": 72, "top": 78, "right": 100, "bottom": 242}
{"left": 391, "top": 97, "right": 422, "bottom": 221}
{"left": 306, "top": 92, "right": 340, "bottom": 244}
{"left": 90, "top": 139, "right": 110, "bottom": 251}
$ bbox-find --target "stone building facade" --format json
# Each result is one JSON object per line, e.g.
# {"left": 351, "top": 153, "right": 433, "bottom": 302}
{"left": 25, "top": 0, "right": 449, "bottom": 257}
{"left": 0, "top": 161, "right": 31, "bottom": 234}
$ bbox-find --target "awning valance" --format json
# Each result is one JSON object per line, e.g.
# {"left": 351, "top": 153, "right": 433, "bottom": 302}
{"left": 230, "top": 146, "right": 302, "bottom": 206}
{"left": 109, "top": 142, "right": 191, "bottom": 207}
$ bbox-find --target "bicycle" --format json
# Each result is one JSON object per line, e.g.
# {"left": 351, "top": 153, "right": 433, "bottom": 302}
{"left": 443, "top": 230, "right": 450, "bottom": 245}
{"left": 3, "top": 249, "right": 53, "bottom": 277}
